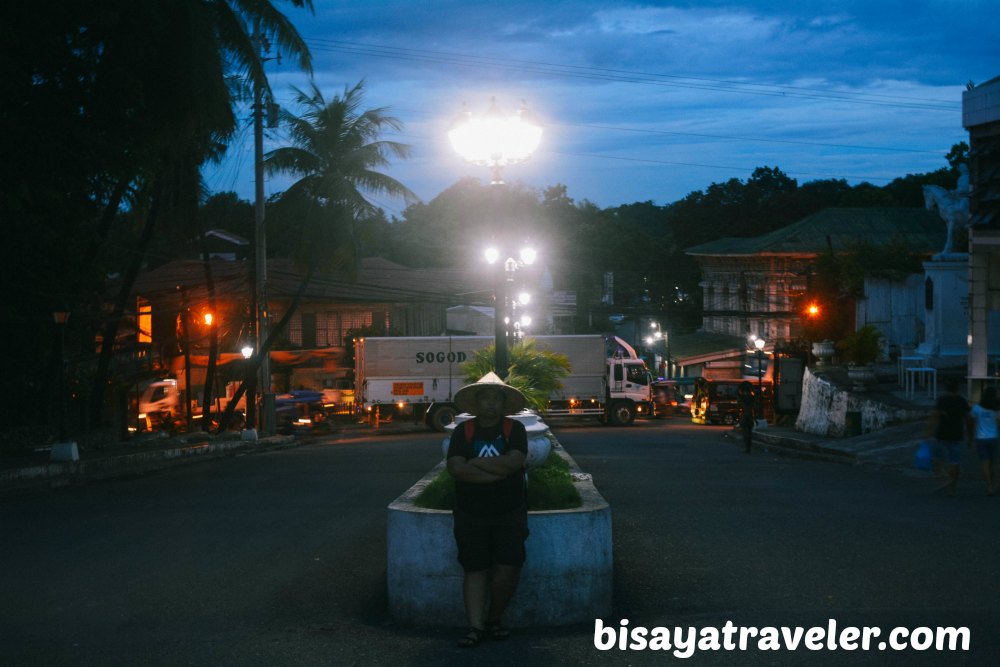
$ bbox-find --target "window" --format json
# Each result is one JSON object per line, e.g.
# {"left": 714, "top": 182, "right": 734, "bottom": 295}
{"left": 137, "top": 299, "right": 152, "bottom": 343}
{"left": 339, "top": 311, "right": 373, "bottom": 344}
{"left": 625, "top": 363, "right": 649, "bottom": 386}
{"left": 301, "top": 313, "right": 317, "bottom": 348}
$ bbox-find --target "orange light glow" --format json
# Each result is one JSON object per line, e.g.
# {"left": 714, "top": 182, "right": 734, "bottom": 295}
{"left": 806, "top": 303, "right": 821, "bottom": 318}
{"left": 203, "top": 312, "right": 214, "bottom": 326}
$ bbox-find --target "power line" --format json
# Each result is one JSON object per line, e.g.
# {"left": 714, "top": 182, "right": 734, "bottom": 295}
{"left": 563, "top": 122, "right": 946, "bottom": 155}
{"left": 387, "top": 104, "right": 948, "bottom": 156}
{"left": 553, "top": 150, "right": 898, "bottom": 183}
{"left": 303, "top": 37, "right": 960, "bottom": 112}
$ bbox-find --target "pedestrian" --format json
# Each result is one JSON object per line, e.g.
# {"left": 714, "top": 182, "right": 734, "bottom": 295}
{"left": 737, "top": 381, "right": 756, "bottom": 453}
{"left": 969, "top": 385, "right": 999, "bottom": 495}
{"left": 924, "top": 378, "right": 972, "bottom": 495}
{"left": 691, "top": 376, "right": 709, "bottom": 423}
{"left": 446, "top": 372, "right": 529, "bottom": 647}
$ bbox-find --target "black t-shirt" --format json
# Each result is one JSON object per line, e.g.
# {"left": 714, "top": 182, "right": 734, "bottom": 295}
{"left": 447, "top": 418, "right": 528, "bottom": 517}
{"left": 934, "top": 393, "right": 970, "bottom": 441}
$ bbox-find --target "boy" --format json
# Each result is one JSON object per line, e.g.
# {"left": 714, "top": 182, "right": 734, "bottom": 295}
{"left": 446, "top": 372, "right": 528, "bottom": 647}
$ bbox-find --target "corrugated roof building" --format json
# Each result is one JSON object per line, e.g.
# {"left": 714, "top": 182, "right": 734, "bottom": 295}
{"left": 678, "top": 207, "right": 944, "bottom": 379}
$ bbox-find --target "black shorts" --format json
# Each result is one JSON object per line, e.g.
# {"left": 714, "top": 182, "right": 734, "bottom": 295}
{"left": 453, "top": 509, "right": 529, "bottom": 572}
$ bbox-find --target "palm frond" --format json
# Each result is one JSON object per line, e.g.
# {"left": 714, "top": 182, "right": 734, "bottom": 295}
{"left": 461, "top": 338, "right": 571, "bottom": 413}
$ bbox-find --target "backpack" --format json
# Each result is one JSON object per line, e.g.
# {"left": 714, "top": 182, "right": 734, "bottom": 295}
{"left": 463, "top": 416, "right": 514, "bottom": 448}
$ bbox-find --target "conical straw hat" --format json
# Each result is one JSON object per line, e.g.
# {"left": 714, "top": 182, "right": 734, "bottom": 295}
{"left": 453, "top": 371, "right": 527, "bottom": 416}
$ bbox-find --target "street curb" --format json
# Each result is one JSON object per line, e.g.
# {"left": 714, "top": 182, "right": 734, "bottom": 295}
{"left": 0, "top": 435, "right": 298, "bottom": 497}
{"left": 751, "top": 430, "right": 858, "bottom": 465}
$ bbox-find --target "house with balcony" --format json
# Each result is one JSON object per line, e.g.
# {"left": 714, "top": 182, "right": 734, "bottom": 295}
{"left": 680, "top": 207, "right": 944, "bottom": 381}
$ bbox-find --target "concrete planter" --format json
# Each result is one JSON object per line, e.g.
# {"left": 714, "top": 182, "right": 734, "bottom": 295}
{"left": 386, "top": 442, "right": 612, "bottom": 628}
{"left": 795, "top": 367, "right": 927, "bottom": 437}
{"left": 846, "top": 364, "right": 877, "bottom": 392}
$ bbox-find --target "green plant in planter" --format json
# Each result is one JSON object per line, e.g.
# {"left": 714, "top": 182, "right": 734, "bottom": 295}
{"left": 836, "top": 324, "right": 884, "bottom": 367}
{"left": 461, "top": 338, "right": 571, "bottom": 412}
{"left": 414, "top": 446, "right": 582, "bottom": 511}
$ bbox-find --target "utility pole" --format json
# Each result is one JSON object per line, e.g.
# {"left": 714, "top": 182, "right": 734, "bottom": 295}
{"left": 253, "top": 20, "right": 275, "bottom": 436}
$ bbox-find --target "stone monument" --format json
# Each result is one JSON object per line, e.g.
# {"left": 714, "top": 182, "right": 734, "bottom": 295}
{"left": 918, "top": 168, "right": 970, "bottom": 362}
{"left": 923, "top": 164, "right": 971, "bottom": 258}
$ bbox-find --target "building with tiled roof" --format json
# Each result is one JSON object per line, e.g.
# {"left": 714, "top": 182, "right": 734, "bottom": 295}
{"left": 686, "top": 207, "right": 944, "bottom": 344}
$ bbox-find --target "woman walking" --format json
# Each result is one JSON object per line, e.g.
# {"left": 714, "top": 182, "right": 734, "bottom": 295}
{"left": 925, "top": 379, "right": 971, "bottom": 495}
{"left": 969, "top": 386, "right": 999, "bottom": 495}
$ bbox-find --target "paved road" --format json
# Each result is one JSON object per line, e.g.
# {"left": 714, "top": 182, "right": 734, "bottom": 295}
{"left": 561, "top": 420, "right": 1000, "bottom": 665}
{"left": 2, "top": 420, "right": 997, "bottom": 666}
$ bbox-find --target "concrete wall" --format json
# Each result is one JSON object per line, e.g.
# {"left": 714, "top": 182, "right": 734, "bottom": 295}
{"left": 795, "top": 367, "right": 926, "bottom": 437}
{"left": 386, "top": 447, "right": 612, "bottom": 628}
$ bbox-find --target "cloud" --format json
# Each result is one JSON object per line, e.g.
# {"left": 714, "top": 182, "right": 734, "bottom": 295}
{"left": 203, "top": 0, "right": 995, "bottom": 213}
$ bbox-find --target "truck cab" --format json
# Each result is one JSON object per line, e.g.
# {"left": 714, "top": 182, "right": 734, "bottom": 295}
{"left": 605, "top": 358, "right": 654, "bottom": 425}
{"left": 138, "top": 379, "right": 181, "bottom": 430}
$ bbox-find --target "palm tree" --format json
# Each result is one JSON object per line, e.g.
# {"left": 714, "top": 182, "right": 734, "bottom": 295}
{"left": 463, "top": 339, "right": 571, "bottom": 413}
{"left": 88, "top": 0, "right": 314, "bottom": 428}
{"left": 212, "top": 81, "right": 417, "bottom": 431}
{"left": 266, "top": 81, "right": 417, "bottom": 268}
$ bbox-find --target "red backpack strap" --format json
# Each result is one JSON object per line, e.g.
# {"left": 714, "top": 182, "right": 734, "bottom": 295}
{"left": 464, "top": 417, "right": 514, "bottom": 447}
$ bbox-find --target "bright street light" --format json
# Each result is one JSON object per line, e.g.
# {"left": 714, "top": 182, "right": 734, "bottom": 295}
{"left": 451, "top": 97, "right": 542, "bottom": 380}
{"left": 449, "top": 98, "right": 543, "bottom": 185}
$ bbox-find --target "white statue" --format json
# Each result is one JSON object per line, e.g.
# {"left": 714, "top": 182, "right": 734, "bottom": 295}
{"left": 923, "top": 164, "right": 970, "bottom": 256}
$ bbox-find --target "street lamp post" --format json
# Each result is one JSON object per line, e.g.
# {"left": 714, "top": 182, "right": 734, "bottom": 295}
{"left": 754, "top": 336, "right": 766, "bottom": 424}
{"left": 645, "top": 321, "right": 669, "bottom": 379}
{"left": 450, "top": 98, "right": 542, "bottom": 379}
{"left": 484, "top": 246, "right": 537, "bottom": 379}
{"left": 448, "top": 98, "right": 542, "bottom": 185}
{"left": 241, "top": 344, "right": 257, "bottom": 439}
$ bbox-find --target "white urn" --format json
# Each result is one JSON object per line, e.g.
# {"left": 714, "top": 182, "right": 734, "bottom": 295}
{"left": 442, "top": 411, "right": 552, "bottom": 468}
{"left": 811, "top": 339, "right": 835, "bottom": 366}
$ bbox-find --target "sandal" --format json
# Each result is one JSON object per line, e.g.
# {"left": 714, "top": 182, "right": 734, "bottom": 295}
{"left": 486, "top": 621, "right": 511, "bottom": 640}
{"left": 457, "top": 627, "right": 485, "bottom": 648}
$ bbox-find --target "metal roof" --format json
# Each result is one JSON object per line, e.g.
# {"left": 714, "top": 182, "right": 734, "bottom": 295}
{"left": 685, "top": 207, "right": 945, "bottom": 257}
{"left": 669, "top": 331, "right": 747, "bottom": 364}
{"left": 131, "top": 257, "right": 489, "bottom": 305}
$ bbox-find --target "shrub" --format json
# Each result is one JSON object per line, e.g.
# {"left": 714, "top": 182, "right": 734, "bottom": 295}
{"left": 461, "top": 338, "right": 571, "bottom": 412}
{"left": 414, "top": 448, "right": 582, "bottom": 511}
{"left": 836, "top": 324, "right": 884, "bottom": 366}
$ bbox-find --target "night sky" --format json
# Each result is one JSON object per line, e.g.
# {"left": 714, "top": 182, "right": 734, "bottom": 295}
{"left": 203, "top": 0, "right": 999, "bottom": 215}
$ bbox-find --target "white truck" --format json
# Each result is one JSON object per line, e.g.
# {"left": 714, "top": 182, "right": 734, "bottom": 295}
{"left": 354, "top": 335, "right": 654, "bottom": 431}
{"left": 137, "top": 378, "right": 247, "bottom": 431}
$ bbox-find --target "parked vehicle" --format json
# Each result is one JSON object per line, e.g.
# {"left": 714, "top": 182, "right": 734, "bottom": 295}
{"left": 354, "top": 335, "right": 654, "bottom": 431}
{"left": 702, "top": 380, "right": 744, "bottom": 425}
{"left": 137, "top": 378, "right": 246, "bottom": 431}
{"left": 692, "top": 379, "right": 773, "bottom": 425}
{"left": 652, "top": 378, "right": 694, "bottom": 418}
{"left": 274, "top": 389, "right": 328, "bottom": 433}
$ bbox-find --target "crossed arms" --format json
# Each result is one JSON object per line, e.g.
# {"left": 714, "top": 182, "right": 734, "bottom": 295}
{"left": 447, "top": 450, "right": 526, "bottom": 484}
